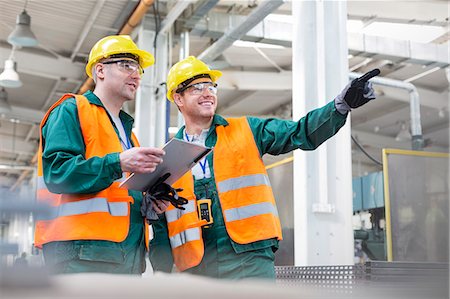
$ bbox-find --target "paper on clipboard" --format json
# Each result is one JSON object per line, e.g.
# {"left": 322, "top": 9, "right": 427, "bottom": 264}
{"left": 120, "top": 138, "right": 212, "bottom": 191}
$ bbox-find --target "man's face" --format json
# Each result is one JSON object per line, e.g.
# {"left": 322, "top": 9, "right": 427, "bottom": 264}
{"left": 173, "top": 77, "right": 218, "bottom": 120}
{"left": 98, "top": 58, "right": 142, "bottom": 101}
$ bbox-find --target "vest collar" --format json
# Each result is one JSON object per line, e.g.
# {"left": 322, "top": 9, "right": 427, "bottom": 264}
{"left": 175, "top": 114, "right": 229, "bottom": 140}
{"left": 83, "top": 90, "right": 134, "bottom": 129}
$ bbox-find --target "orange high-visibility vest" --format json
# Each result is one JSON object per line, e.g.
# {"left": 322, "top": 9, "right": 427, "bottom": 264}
{"left": 34, "top": 94, "right": 142, "bottom": 248}
{"left": 164, "top": 117, "right": 282, "bottom": 271}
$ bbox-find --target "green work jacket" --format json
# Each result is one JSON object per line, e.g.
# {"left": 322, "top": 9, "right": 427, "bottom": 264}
{"left": 149, "top": 100, "right": 347, "bottom": 279}
{"left": 41, "top": 90, "right": 146, "bottom": 274}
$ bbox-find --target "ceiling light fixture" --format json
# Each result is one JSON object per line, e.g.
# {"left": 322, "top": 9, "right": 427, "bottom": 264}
{"left": 0, "top": 49, "right": 22, "bottom": 88}
{"left": 395, "top": 122, "right": 411, "bottom": 142}
{"left": 0, "top": 87, "right": 11, "bottom": 112}
{"left": 7, "top": 0, "right": 38, "bottom": 47}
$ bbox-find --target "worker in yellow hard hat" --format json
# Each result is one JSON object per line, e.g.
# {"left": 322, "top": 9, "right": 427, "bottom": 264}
{"left": 35, "top": 35, "right": 168, "bottom": 274}
{"left": 148, "top": 56, "right": 380, "bottom": 279}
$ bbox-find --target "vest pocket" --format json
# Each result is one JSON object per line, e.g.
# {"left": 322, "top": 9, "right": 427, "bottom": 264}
{"left": 78, "top": 245, "right": 125, "bottom": 264}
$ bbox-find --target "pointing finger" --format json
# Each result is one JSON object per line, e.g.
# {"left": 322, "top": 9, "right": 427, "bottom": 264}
{"left": 357, "top": 68, "right": 380, "bottom": 83}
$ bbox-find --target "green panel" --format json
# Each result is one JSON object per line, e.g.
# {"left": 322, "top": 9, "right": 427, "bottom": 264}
{"left": 352, "top": 177, "right": 363, "bottom": 212}
{"left": 362, "top": 171, "right": 384, "bottom": 210}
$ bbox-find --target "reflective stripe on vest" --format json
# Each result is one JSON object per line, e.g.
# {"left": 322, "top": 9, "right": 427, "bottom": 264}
{"left": 169, "top": 227, "right": 201, "bottom": 249}
{"left": 165, "top": 200, "right": 196, "bottom": 223}
{"left": 37, "top": 197, "right": 128, "bottom": 220}
{"left": 34, "top": 94, "right": 139, "bottom": 248}
{"left": 167, "top": 117, "right": 282, "bottom": 271}
{"left": 224, "top": 201, "right": 278, "bottom": 222}
{"left": 217, "top": 173, "right": 271, "bottom": 193}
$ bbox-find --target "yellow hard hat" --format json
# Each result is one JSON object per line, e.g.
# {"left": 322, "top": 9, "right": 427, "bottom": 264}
{"left": 85, "top": 35, "right": 155, "bottom": 78}
{"left": 166, "top": 56, "right": 222, "bottom": 102}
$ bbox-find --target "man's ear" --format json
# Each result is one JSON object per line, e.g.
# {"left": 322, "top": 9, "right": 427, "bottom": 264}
{"left": 173, "top": 93, "right": 183, "bottom": 107}
{"left": 95, "top": 63, "right": 106, "bottom": 79}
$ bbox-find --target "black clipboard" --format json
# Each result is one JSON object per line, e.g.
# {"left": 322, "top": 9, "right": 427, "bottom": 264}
{"left": 119, "top": 138, "right": 212, "bottom": 191}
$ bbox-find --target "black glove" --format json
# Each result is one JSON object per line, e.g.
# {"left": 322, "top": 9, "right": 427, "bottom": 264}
{"left": 141, "top": 173, "right": 188, "bottom": 221}
{"left": 335, "top": 69, "right": 380, "bottom": 113}
{"left": 147, "top": 180, "right": 188, "bottom": 210}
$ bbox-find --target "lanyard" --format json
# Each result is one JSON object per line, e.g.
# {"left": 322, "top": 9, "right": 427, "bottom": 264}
{"left": 106, "top": 109, "right": 132, "bottom": 150}
{"left": 120, "top": 135, "right": 131, "bottom": 150}
{"left": 185, "top": 131, "right": 208, "bottom": 178}
{"left": 119, "top": 119, "right": 132, "bottom": 150}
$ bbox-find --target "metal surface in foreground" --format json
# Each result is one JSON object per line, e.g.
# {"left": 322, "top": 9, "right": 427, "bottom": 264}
{"left": 0, "top": 261, "right": 448, "bottom": 299}
{"left": 276, "top": 261, "right": 449, "bottom": 299}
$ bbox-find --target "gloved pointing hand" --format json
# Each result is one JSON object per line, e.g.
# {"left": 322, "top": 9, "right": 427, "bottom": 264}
{"left": 335, "top": 68, "right": 380, "bottom": 113}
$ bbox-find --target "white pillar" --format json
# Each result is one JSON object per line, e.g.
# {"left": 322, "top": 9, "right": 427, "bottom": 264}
{"left": 153, "top": 32, "right": 169, "bottom": 147}
{"left": 135, "top": 17, "right": 168, "bottom": 147}
{"left": 177, "top": 31, "right": 190, "bottom": 129}
{"left": 292, "top": 0, "right": 353, "bottom": 266}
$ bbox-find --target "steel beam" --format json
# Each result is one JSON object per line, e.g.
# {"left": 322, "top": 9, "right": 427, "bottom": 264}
{"left": 0, "top": 46, "right": 83, "bottom": 82}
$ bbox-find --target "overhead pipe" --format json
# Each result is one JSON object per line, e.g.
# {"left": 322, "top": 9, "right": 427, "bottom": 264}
{"left": 198, "top": 0, "right": 284, "bottom": 64}
{"left": 349, "top": 72, "right": 424, "bottom": 150}
{"left": 79, "top": 0, "right": 155, "bottom": 94}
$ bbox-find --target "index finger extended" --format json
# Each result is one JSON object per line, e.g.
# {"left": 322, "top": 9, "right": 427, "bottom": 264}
{"left": 357, "top": 68, "right": 380, "bottom": 83}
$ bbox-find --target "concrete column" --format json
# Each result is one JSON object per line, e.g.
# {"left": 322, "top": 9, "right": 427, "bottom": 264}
{"left": 292, "top": 0, "right": 353, "bottom": 266}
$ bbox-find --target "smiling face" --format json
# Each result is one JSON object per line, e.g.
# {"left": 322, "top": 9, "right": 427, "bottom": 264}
{"left": 173, "top": 77, "right": 218, "bottom": 123}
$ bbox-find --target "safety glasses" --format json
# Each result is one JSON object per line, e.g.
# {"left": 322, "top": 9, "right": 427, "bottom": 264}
{"left": 102, "top": 59, "right": 144, "bottom": 75}
{"left": 176, "top": 82, "right": 218, "bottom": 95}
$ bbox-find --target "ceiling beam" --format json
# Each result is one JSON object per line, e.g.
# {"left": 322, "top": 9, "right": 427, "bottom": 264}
{"left": 0, "top": 165, "right": 35, "bottom": 171}
{"left": 348, "top": 33, "right": 449, "bottom": 66}
{"left": 352, "top": 129, "right": 410, "bottom": 149}
{"left": 219, "top": 70, "right": 447, "bottom": 111}
{"left": 217, "top": 90, "right": 256, "bottom": 114}
{"left": 352, "top": 102, "right": 407, "bottom": 127}
{"left": 0, "top": 134, "right": 36, "bottom": 157}
{"left": 191, "top": 11, "right": 449, "bottom": 65}
{"left": 0, "top": 46, "right": 83, "bottom": 83}
{"left": 184, "top": 0, "right": 220, "bottom": 29}
{"left": 159, "top": 1, "right": 195, "bottom": 34}
{"left": 0, "top": 70, "right": 442, "bottom": 121}
{"left": 423, "top": 122, "right": 450, "bottom": 135}
{"left": 0, "top": 176, "right": 18, "bottom": 187}
{"left": 379, "top": 85, "right": 449, "bottom": 110}
{"left": 0, "top": 106, "right": 45, "bottom": 125}
{"left": 219, "top": 70, "right": 291, "bottom": 90}
{"left": 352, "top": 129, "right": 448, "bottom": 153}
{"left": 198, "top": 0, "right": 285, "bottom": 63}
{"left": 70, "top": 0, "right": 106, "bottom": 60}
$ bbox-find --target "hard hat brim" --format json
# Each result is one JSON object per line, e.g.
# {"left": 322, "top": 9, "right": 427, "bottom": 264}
{"left": 167, "top": 69, "right": 223, "bottom": 102}
{"left": 85, "top": 49, "right": 155, "bottom": 78}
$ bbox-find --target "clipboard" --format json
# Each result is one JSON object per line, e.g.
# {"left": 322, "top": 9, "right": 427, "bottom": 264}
{"left": 120, "top": 138, "right": 212, "bottom": 191}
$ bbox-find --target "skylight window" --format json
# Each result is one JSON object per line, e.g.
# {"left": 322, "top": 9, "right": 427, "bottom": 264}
{"left": 233, "top": 40, "right": 285, "bottom": 49}
{"left": 347, "top": 20, "right": 445, "bottom": 43}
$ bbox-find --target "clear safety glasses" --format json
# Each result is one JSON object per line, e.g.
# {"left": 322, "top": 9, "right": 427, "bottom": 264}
{"left": 102, "top": 59, "right": 144, "bottom": 75}
{"left": 177, "top": 82, "right": 218, "bottom": 96}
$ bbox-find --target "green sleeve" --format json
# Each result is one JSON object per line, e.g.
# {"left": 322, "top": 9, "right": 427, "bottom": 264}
{"left": 248, "top": 100, "right": 347, "bottom": 156}
{"left": 149, "top": 214, "right": 174, "bottom": 273}
{"left": 41, "top": 98, "right": 123, "bottom": 194}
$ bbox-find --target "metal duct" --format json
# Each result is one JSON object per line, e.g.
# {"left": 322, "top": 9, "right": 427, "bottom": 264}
{"left": 349, "top": 72, "right": 424, "bottom": 150}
